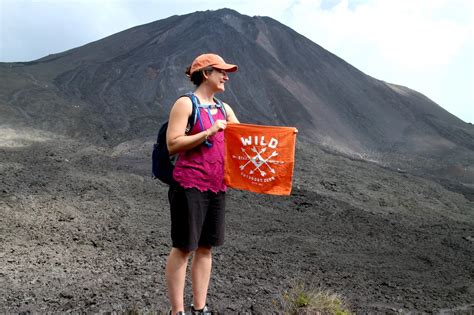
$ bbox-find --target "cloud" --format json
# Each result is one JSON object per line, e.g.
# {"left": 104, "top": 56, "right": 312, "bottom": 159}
{"left": 283, "top": 0, "right": 473, "bottom": 122}
{"left": 287, "top": 0, "right": 471, "bottom": 69}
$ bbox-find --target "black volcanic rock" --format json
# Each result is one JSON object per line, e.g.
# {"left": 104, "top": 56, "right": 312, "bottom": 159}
{"left": 0, "top": 132, "right": 473, "bottom": 313}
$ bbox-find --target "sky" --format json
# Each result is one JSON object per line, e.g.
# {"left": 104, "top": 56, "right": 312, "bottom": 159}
{"left": 1, "top": 0, "right": 473, "bottom": 123}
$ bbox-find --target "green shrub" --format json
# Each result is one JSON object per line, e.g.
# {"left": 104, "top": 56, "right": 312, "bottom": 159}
{"left": 280, "top": 282, "right": 352, "bottom": 315}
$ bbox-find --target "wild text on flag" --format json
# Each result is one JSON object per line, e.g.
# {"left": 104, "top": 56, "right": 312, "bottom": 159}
{"left": 240, "top": 136, "right": 278, "bottom": 148}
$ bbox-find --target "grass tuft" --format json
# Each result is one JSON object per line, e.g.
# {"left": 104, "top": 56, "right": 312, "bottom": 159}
{"left": 280, "top": 282, "right": 352, "bottom": 315}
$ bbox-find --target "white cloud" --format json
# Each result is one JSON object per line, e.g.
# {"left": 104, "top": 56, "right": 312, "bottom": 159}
{"left": 283, "top": 0, "right": 473, "bottom": 122}
{"left": 287, "top": 0, "right": 471, "bottom": 69}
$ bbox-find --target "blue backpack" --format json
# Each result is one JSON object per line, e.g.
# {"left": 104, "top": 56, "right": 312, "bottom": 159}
{"left": 152, "top": 92, "right": 227, "bottom": 184}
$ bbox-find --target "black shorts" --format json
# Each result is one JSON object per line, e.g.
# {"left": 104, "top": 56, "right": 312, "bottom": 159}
{"left": 168, "top": 184, "right": 226, "bottom": 251}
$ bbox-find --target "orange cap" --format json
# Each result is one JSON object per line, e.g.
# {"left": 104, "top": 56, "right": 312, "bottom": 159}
{"left": 189, "top": 53, "right": 238, "bottom": 75}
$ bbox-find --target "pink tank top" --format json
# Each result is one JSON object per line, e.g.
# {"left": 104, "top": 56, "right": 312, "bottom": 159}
{"left": 172, "top": 106, "right": 226, "bottom": 193}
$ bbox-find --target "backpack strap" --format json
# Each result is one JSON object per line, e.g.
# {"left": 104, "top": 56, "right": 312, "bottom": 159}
{"left": 194, "top": 96, "right": 228, "bottom": 120}
{"left": 180, "top": 93, "right": 228, "bottom": 132}
{"left": 213, "top": 97, "right": 228, "bottom": 120}
{"left": 180, "top": 92, "right": 199, "bottom": 133}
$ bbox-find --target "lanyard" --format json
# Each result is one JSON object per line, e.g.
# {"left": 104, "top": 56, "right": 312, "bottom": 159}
{"left": 197, "top": 105, "right": 219, "bottom": 129}
{"left": 196, "top": 105, "right": 219, "bottom": 148}
{"left": 206, "top": 107, "right": 216, "bottom": 125}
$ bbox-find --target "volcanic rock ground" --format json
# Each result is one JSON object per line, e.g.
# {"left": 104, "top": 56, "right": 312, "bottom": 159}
{"left": 1, "top": 127, "right": 473, "bottom": 314}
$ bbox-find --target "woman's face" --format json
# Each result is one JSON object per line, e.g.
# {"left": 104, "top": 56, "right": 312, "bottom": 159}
{"left": 206, "top": 68, "right": 229, "bottom": 92}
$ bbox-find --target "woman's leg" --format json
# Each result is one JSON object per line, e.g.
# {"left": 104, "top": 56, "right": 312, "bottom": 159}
{"left": 166, "top": 247, "right": 191, "bottom": 314}
{"left": 191, "top": 246, "right": 212, "bottom": 309}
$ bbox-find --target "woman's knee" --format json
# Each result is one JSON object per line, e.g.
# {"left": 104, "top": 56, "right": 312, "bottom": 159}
{"left": 170, "top": 247, "right": 192, "bottom": 260}
{"left": 195, "top": 246, "right": 212, "bottom": 257}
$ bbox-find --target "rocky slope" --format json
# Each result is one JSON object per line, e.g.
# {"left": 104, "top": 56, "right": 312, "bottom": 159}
{"left": 1, "top": 128, "right": 473, "bottom": 313}
{"left": 1, "top": 9, "right": 473, "bottom": 165}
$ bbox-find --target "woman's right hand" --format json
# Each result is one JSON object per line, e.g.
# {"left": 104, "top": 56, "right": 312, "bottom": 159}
{"left": 208, "top": 119, "right": 227, "bottom": 136}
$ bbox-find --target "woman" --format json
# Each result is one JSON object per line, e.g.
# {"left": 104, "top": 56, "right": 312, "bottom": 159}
{"left": 165, "top": 53, "right": 239, "bottom": 315}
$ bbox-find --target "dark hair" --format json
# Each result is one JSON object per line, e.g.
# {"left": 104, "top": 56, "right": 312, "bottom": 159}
{"left": 185, "top": 66, "right": 213, "bottom": 87}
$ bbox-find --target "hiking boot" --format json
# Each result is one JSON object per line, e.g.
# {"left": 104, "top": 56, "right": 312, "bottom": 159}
{"left": 190, "top": 304, "right": 215, "bottom": 315}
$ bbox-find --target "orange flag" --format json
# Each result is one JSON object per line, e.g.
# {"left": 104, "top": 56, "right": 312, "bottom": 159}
{"left": 224, "top": 123, "right": 297, "bottom": 195}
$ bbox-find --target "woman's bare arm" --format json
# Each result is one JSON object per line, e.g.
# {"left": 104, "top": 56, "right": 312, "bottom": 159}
{"left": 224, "top": 103, "right": 239, "bottom": 123}
{"left": 167, "top": 97, "right": 226, "bottom": 155}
